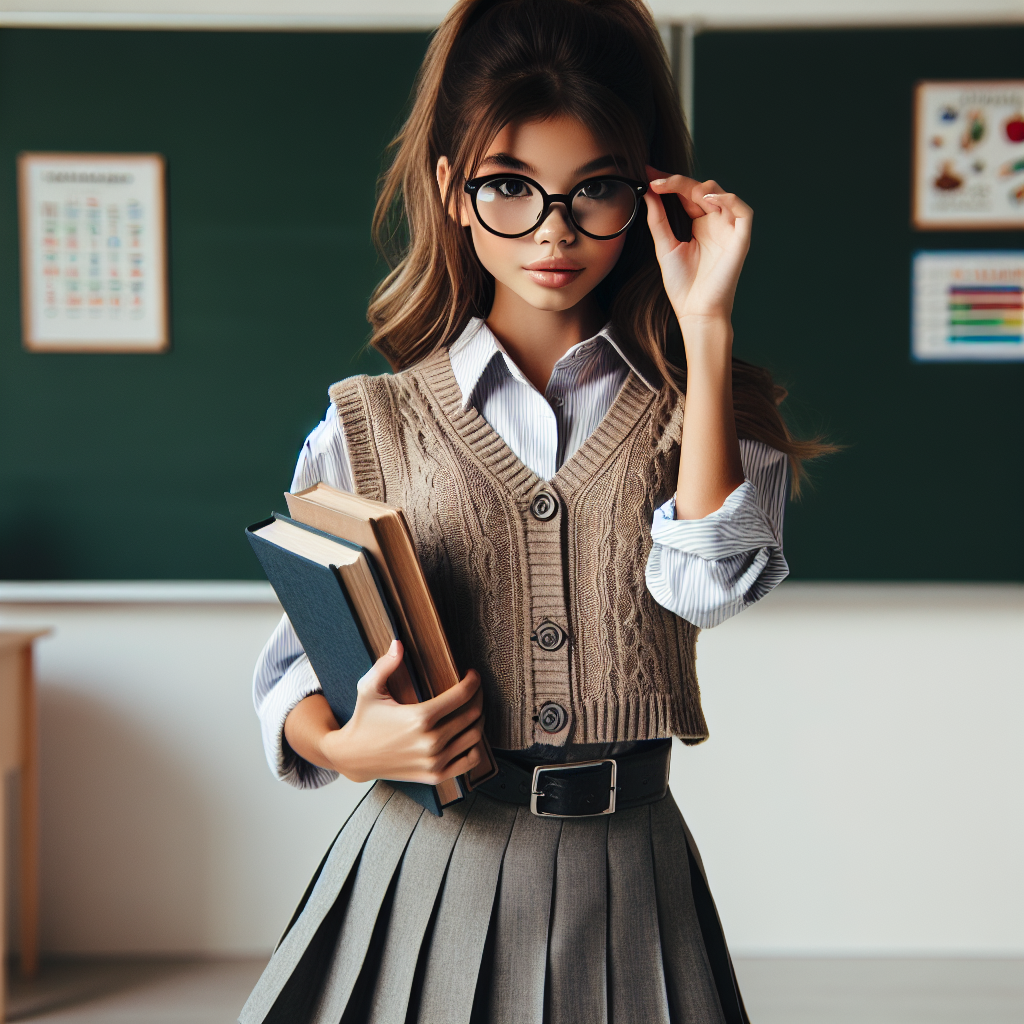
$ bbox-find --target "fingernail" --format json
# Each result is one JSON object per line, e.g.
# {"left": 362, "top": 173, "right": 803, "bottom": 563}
{"left": 703, "top": 193, "right": 721, "bottom": 200}
{"left": 651, "top": 178, "right": 667, "bottom": 186}
{"left": 388, "top": 639, "right": 398, "bottom": 655}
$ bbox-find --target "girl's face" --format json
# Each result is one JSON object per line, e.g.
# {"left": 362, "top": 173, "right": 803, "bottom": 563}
{"left": 438, "top": 115, "right": 629, "bottom": 314}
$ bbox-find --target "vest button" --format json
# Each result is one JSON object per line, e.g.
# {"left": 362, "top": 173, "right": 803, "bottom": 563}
{"left": 532, "top": 621, "right": 567, "bottom": 652}
{"left": 529, "top": 491, "right": 558, "bottom": 521}
{"left": 538, "top": 702, "right": 568, "bottom": 733}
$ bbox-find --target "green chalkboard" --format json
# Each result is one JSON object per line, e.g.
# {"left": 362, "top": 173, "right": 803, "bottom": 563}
{"left": 0, "top": 26, "right": 1020, "bottom": 581}
{"left": 0, "top": 28, "right": 428, "bottom": 579}
{"left": 693, "top": 26, "right": 1024, "bottom": 580}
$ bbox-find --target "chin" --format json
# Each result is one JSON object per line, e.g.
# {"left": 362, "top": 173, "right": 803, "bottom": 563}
{"left": 519, "top": 284, "right": 590, "bottom": 312}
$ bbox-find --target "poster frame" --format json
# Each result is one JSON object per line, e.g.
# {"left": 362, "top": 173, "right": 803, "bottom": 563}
{"left": 912, "top": 79, "right": 1024, "bottom": 232}
{"left": 17, "top": 151, "right": 170, "bottom": 354}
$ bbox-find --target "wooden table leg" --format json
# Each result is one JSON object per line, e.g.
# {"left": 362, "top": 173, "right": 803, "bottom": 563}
{"left": 19, "top": 643, "right": 39, "bottom": 978}
{"left": 1, "top": 762, "right": 7, "bottom": 1022}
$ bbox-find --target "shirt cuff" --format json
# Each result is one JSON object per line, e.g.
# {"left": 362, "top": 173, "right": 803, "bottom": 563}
{"left": 651, "top": 481, "right": 780, "bottom": 560}
{"left": 256, "top": 654, "right": 339, "bottom": 790}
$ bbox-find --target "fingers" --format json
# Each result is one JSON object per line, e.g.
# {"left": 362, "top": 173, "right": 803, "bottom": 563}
{"left": 699, "top": 185, "right": 752, "bottom": 224}
{"left": 419, "top": 668, "right": 481, "bottom": 726}
{"left": 423, "top": 737, "right": 486, "bottom": 786}
{"left": 431, "top": 683, "right": 484, "bottom": 750}
{"left": 646, "top": 165, "right": 706, "bottom": 220}
{"left": 404, "top": 706, "right": 485, "bottom": 785}
{"left": 646, "top": 168, "right": 752, "bottom": 226}
{"left": 642, "top": 188, "right": 676, "bottom": 259}
{"left": 356, "top": 639, "right": 404, "bottom": 698}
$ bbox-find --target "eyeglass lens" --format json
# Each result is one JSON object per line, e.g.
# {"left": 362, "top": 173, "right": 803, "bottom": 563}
{"left": 475, "top": 178, "right": 637, "bottom": 237}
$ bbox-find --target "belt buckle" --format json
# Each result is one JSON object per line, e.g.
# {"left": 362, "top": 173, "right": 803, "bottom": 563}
{"left": 530, "top": 759, "right": 617, "bottom": 818}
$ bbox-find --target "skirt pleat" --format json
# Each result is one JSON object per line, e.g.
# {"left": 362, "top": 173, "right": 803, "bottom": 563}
{"left": 364, "top": 796, "right": 474, "bottom": 1024}
{"left": 607, "top": 805, "right": 672, "bottom": 1024}
{"left": 545, "top": 815, "right": 610, "bottom": 1024}
{"left": 488, "top": 807, "right": 563, "bottom": 1024}
{"left": 239, "top": 784, "right": 393, "bottom": 1024}
{"left": 310, "top": 793, "right": 425, "bottom": 1023}
{"left": 649, "top": 794, "right": 725, "bottom": 1023}
{"left": 240, "top": 782, "right": 745, "bottom": 1024}
{"left": 414, "top": 793, "right": 519, "bottom": 1023}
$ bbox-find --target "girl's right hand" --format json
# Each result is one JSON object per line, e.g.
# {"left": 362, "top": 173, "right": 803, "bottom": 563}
{"left": 288, "top": 639, "right": 485, "bottom": 785}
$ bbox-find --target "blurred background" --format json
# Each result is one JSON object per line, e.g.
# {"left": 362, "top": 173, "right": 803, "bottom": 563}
{"left": 0, "top": 1, "right": 1021, "bottom": 1021}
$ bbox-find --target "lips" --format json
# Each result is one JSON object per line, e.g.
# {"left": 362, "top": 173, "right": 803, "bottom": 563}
{"left": 524, "top": 260, "right": 584, "bottom": 289}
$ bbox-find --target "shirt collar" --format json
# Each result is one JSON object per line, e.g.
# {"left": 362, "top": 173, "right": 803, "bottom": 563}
{"left": 447, "top": 317, "right": 658, "bottom": 410}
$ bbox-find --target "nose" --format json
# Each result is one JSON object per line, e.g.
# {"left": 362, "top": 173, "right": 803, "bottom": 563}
{"left": 534, "top": 202, "right": 575, "bottom": 246}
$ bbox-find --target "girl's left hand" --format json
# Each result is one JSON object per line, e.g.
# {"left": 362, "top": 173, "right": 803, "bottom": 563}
{"left": 644, "top": 165, "right": 752, "bottom": 326}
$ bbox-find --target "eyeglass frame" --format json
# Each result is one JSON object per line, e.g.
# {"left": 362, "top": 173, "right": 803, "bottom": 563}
{"left": 463, "top": 173, "right": 648, "bottom": 240}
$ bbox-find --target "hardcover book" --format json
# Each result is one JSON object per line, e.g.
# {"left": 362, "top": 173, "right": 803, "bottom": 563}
{"left": 246, "top": 513, "right": 463, "bottom": 815}
{"left": 285, "top": 483, "right": 497, "bottom": 788}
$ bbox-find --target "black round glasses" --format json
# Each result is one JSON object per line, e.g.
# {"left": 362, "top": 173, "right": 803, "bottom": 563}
{"left": 463, "top": 173, "right": 648, "bottom": 240}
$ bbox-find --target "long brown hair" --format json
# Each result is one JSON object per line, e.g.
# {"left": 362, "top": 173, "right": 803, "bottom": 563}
{"left": 368, "top": 0, "right": 832, "bottom": 491}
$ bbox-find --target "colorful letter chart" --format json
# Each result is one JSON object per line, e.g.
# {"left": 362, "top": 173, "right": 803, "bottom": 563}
{"left": 913, "top": 81, "right": 1024, "bottom": 230}
{"left": 18, "top": 153, "right": 168, "bottom": 352}
{"left": 912, "top": 251, "right": 1024, "bottom": 362}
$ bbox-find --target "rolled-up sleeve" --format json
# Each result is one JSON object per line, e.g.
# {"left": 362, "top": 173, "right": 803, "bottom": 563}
{"left": 645, "top": 439, "right": 789, "bottom": 628}
{"left": 252, "top": 404, "right": 354, "bottom": 789}
{"left": 253, "top": 615, "right": 338, "bottom": 789}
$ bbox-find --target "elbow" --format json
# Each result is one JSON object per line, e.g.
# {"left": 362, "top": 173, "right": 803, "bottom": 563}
{"left": 645, "top": 544, "right": 789, "bottom": 628}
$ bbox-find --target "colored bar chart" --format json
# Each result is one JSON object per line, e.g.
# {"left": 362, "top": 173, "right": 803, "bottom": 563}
{"left": 912, "top": 251, "right": 1024, "bottom": 361}
{"left": 947, "top": 284, "right": 1023, "bottom": 343}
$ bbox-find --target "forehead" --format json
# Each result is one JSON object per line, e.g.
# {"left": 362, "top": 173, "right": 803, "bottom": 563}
{"left": 476, "top": 115, "right": 616, "bottom": 179}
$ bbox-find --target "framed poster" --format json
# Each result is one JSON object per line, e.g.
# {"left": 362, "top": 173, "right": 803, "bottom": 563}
{"left": 18, "top": 152, "right": 168, "bottom": 353}
{"left": 912, "top": 251, "right": 1024, "bottom": 362}
{"left": 912, "top": 81, "right": 1024, "bottom": 231}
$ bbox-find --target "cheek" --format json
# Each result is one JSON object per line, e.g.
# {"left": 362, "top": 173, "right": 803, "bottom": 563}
{"left": 591, "top": 236, "right": 627, "bottom": 275}
{"left": 467, "top": 223, "right": 525, "bottom": 280}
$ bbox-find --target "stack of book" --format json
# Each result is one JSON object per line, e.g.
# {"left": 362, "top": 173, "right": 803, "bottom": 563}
{"left": 247, "top": 483, "right": 496, "bottom": 815}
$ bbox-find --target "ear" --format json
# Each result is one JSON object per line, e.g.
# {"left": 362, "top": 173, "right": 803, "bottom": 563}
{"left": 436, "top": 156, "right": 471, "bottom": 227}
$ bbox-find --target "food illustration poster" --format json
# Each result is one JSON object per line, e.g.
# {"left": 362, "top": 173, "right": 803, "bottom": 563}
{"left": 912, "top": 251, "right": 1024, "bottom": 361}
{"left": 913, "top": 81, "right": 1024, "bottom": 230}
{"left": 19, "top": 153, "right": 168, "bottom": 352}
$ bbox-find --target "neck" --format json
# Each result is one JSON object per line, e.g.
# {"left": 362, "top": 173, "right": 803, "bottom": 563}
{"left": 485, "top": 284, "right": 604, "bottom": 394}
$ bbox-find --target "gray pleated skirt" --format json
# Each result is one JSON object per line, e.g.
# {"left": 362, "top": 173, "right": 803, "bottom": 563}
{"left": 239, "top": 782, "right": 748, "bottom": 1024}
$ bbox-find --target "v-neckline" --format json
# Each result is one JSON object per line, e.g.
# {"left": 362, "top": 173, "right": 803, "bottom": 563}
{"left": 416, "top": 347, "right": 657, "bottom": 497}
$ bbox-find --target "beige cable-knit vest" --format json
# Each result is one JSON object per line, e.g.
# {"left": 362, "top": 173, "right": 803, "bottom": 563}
{"left": 329, "top": 347, "right": 708, "bottom": 751}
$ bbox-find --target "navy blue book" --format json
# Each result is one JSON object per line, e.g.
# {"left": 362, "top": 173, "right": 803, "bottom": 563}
{"left": 246, "top": 513, "right": 464, "bottom": 815}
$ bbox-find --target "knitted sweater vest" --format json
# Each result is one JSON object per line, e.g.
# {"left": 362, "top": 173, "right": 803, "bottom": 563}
{"left": 329, "top": 347, "right": 708, "bottom": 751}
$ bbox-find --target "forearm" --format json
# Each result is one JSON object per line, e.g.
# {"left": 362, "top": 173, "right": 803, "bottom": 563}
{"left": 283, "top": 693, "right": 340, "bottom": 773}
{"left": 675, "top": 316, "right": 745, "bottom": 520}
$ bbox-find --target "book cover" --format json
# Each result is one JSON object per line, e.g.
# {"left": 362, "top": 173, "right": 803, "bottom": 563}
{"left": 285, "top": 484, "right": 498, "bottom": 788}
{"left": 246, "top": 515, "right": 448, "bottom": 815}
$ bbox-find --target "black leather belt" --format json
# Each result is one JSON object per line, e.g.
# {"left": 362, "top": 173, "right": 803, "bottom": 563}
{"left": 478, "top": 741, "right": 671, "bottom": 818}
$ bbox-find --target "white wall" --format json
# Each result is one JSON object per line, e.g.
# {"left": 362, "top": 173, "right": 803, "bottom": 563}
{"left": 1, "top": 582, "right": 1022, "bottom": 957}
{"left": 676, "top": 583, "right": 1024, "bottom": 956}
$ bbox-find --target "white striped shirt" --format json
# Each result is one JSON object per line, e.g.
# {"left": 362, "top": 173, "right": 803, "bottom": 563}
{"left": 254, "top": 318, "right": 788, "bottom": 787}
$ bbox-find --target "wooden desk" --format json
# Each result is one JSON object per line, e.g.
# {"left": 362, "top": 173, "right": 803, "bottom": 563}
{"left": 0, "top": 630, "right": 47, "bottom": 1019}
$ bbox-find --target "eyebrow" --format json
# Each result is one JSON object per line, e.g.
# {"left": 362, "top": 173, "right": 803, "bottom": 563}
{"left": 572, "top": 155, "right": 619, "bottom": 176}
{"left": 478, "top": 152, "right": 536, "bottom": 173}
{"left": 476, "top": 153, "right": 621, "bottom": 179}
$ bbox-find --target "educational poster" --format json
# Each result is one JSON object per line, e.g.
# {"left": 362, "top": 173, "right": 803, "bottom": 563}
{"left": 911, "top": 251, "right": 1024, "bottom": 361}
{"left": 18, "top": 153, "right": 168, "bottom": 352}
{"left": 913, "top": 81, "right": 1024, "bottom": 230}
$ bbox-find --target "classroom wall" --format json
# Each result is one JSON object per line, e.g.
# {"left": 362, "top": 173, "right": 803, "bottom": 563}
{"left": 3, "top": 24, "right": 1021, "bottom": 585}
{"left": 1, "top": 0, "right": 1021, "bottom": 29}
{"left": 3, "top": 581, "right": 1021, "bottom": 957}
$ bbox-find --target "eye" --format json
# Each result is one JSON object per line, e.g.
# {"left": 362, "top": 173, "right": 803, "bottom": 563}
{"left": 494, "top": 178, "right": 533, "bottom": 199}
{"left": 579, "top": 181, "right": 614, "bottom": 200}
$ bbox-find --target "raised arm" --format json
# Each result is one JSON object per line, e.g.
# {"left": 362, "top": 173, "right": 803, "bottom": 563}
{"left": 644, "top": 168, "right": 752, "bottom": 519}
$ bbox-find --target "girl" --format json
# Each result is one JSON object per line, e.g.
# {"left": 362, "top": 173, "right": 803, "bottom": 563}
{"left": 243, "top": 2, "right": 826, "bottom": 1021}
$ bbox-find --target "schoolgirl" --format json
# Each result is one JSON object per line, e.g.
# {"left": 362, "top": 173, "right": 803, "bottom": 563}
{"left": 241, "top": 2, "right": 826, "bottom": 1022}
